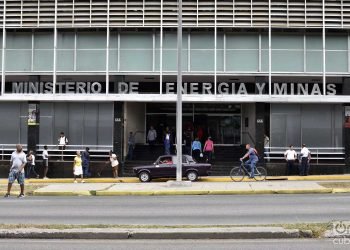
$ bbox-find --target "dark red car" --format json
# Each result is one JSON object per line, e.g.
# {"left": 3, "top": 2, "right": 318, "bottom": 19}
{"left": 133, "top": 155, "right": 211, "bottom": 182}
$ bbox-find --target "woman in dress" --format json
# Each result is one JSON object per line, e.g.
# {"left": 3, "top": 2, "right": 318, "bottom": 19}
{"left": 73, "top": 151, "right": 84, "bottom": 183}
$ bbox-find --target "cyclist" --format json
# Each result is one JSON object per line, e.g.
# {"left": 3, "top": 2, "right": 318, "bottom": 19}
{"left": 240, "top": 144, "right": 259, "bottom": 178}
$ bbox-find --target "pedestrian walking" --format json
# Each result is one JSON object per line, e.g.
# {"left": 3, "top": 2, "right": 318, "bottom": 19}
{"left": 58, "top": 132, "right": 68, "bottom": 160}
{"left": 203, "top": 137, "right": 214, "bottom": 163}
{"left": 284, "top": 145, "right": 297, "bottom": 175}
{"left": 127, "top": 132, "right": 136, "bottom": 160}
{"left": 300, "top": 144, "right": 311, "bottom": 176}
{"left": 109, "top": 150, "right": 119, "bottom": 178}
{"left": 82, "top": 147, "right": 90, "bottom": 178}
{"left": 4, "top": 144, "right": 27, "bottom": 198}
{"left": 73, "top": 151, "right": 84, "bottom": 183}
{"left": 192, "top": 138, "right": 202, "bottom": 162}
{"left": 164, "top": 127, "right": 171, "bottom": 155}
{"left": 147, "top": 126, "right": 157, "bottom": 154}
{"left": 26, "top": 150, "right": 39, "bottom": 179}
{"left": 42, "top": 145, "right": 49, "bottom": 179}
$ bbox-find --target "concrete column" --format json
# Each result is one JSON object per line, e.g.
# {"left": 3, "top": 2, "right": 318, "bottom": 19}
{"left": 113, "top": 102, "right": 124, "bottom": 175}
{"left": 343, "top": 78, "right": 350, "bottom": 166}
{"left": 255, "top": 103, "right": 266, "bottom": 159}
{"left": 27, "top": 102, "right": 40, "bottom": 153}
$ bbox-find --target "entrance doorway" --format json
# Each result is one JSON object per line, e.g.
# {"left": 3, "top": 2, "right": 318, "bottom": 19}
{"left": 145, "top": 103, "right": 241, "bottom": 145}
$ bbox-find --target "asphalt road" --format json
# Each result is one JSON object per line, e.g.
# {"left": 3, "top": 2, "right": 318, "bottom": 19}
{"left": 0, "top": 239, "right": 347, "bottom": 250}
{"left": 0, "top": 194, "right": 349, "bottom": 225}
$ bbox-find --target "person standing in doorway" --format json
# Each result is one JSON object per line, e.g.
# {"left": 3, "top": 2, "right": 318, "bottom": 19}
{"left": 300, "top": 144, "right": 311, "bottom": 176}
{"left": 73, "top": 151, "right": 84, "bottom": 183}
{"left": 127, "top": 132, "right": 136, "bottom": 160}
{"left": 58, "top": 132, "right": 68, "bottom": 161}
{"left": 82, "top": 147, "right": 90, "bottom": 178}
{"left": 4, "top": 144, "right": 27, "bottom": 198}
{"left": 203, "top": 137, "right": 214, "bottom": 163}
{"left": 284, "top": 145, "right": 297, "bottom": 175}
{"left": 192, "top": 138, "right": 202, "bottom": 162}
{"left": 147, "top": 126, "right": 157, "bottom": 154}
{"left": 42, "top": 145, "right": 49, "bottom": 179}
{"left": 164, "top": 127, "right": 171, "bottom": 155}
{"left": 109, "top": 150, "right": 119, "bottom": 178}
{"left": 184, "top": 128, "right": 193, "bottom": 155}
{"left": 26, "top": 150, "right": 39, "bottom": 179}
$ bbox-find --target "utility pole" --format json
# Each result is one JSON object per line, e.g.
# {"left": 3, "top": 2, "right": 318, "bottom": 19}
{"left": 176, "top": 0, "right": 183, "bottom": 182}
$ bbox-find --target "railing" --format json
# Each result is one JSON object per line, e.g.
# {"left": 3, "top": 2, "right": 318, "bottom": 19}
{"left": 0, "top": 144, "right": 112, "bottom": 162}
{"left": 0, "top": 144, "right": 28, "bottom": 161}
{"left": 264, "top": 147, "right": 345, "bottom": 165}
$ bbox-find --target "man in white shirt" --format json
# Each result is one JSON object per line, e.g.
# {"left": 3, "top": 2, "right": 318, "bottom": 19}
{"left": 26, "top": 150, "right": 39, "bottom": 179}
{"left": 4, "top": 144, "right": 27, "bottom": 198}
{"left": 58, "top": 132, "right": 68, "bottom": 161}
{"left": 147, "top": 126, "right": 157, "bottom": 153}
{"left": 42, "top": 145, "right": 49, "bottom": 179}
{"left": 300, "top": 144, "right": 311, "bottom": 176}
{"left": 284, "top": 145, "right": 297, "bottom": 176}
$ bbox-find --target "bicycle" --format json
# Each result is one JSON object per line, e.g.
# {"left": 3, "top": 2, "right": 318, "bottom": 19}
{"left": 230, "top": 160, "right": 267, "bottom": 182}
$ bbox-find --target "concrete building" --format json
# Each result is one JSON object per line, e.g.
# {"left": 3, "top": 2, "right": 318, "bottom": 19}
{"left": 0, "top": 1, "right": 348, "bottom": 175}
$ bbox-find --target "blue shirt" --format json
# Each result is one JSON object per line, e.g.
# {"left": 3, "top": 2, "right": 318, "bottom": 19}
{"left": 192, "top": 141, "right": 202, "bottom": 151}
{"left": 248, "top": 148, "right": 258, "bottom": 160}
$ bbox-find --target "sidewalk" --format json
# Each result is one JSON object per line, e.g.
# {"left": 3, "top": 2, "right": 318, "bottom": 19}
{"left": 1, "top": 174, "right": 350, "bottom": 185}
{"left": 29, "top": 180, "right": 350, "bottom": 196}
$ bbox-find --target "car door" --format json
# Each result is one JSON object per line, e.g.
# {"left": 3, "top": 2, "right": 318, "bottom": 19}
{"left": 157, "top": 156, "right": 176, "bottom": 178}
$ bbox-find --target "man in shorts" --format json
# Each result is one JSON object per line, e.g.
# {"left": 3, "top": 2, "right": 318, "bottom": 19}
{"left": 4, "top": 144, "right": 27, "bottom": 198}
{"left": 109, "top": 150, "right": 119, "bottom": 178}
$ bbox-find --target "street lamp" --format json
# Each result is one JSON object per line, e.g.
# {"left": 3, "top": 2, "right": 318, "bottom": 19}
{"left": 176, "top": 0, "right": 183, "bottom": 182}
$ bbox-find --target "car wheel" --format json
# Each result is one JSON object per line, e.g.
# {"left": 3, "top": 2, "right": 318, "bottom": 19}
{"left": 187, "top": 171, "right": 198, "bottom": 182}
{"left": 139, "top": 171, "right": 151, "bottom": 182}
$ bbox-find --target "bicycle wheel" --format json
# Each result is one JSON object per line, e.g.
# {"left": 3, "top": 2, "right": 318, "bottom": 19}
{"left": 230, "top": 167, "right": 245, "bottom": 182}
{"left": 253, "top": 167, "right": 267, "bottom": 181}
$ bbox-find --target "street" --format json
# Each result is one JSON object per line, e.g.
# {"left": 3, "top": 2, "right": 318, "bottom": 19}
{"left": 0, "top": 239, "right": 347, "bottom": 250}
{"left": 0, "top": 194, "right": 349, "bottom": 225}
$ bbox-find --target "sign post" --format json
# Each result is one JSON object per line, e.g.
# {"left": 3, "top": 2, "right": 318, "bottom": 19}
{"left": 176, "top": 0, "right": 183, "bottom": 182}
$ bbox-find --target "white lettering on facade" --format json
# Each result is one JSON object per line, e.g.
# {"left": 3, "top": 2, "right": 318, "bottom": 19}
{"left": 10, "top": 81, "right": 338, "bottom": 95}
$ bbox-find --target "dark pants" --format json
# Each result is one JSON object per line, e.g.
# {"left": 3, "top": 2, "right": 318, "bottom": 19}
{"left": 185, "top": 146, "right": 191, "bottom": 155}
{"left": 192, "top": 149, "right": 201, "bottom": 162}
{"left": 300, "top": 157, "right": 309, "bottom": 176}
{"left": 286, "top": 160, "right": 295, "bottom": 175}
{"left": 26, "top": 163, "right": 38, "bottom": 178}
{"left": 127, "top": 145, "right": 134, "bottom": 160}
{"left": 164, "top": 140, "right": 171, "bottom": 155}
{"left": 204, "top": 151, "right": 213, "bottom": 163}
{"left": 83, "top": 162, "right": 90, "bottom": 178}
{"left": 149, "top": 140, "right": 156, "bottom": 154}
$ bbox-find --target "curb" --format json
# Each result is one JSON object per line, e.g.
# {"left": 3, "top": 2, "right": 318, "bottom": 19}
{"left": 33, "top": 191, "right": 92, "bottom": 196}
{"left": 332, "top": 188, "right": 350, "bottom": 193}
{"left": 0, "top": 227, "right": 303, "bottom": 240}
{"left": 94, "top": 188, "right": 334, "bottom": 196}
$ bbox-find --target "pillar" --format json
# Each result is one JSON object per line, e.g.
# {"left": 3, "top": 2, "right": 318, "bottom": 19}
{"left": 255, "top": 102, "right": 266, "bottom": 159}
{"left": 113, "top": 102, "right": 124, "bottom": 175}
{"left": 27, "top": 102, "right": 40, "bottom": 153}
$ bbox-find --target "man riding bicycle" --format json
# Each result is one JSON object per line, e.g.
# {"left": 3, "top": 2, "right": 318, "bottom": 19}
{"left": 240, "top": 144, "right": 259, "bottom": 178}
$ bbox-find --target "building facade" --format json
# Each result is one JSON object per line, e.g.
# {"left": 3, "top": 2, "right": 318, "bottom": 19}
{"left": 0, "top": 1, "right": 348, "bottom": 166}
